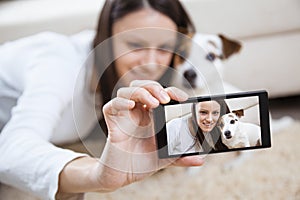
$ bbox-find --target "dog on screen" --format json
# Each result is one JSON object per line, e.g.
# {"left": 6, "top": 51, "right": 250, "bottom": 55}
{"left": 218, "top": 110, "right": 261, "bottom": 149}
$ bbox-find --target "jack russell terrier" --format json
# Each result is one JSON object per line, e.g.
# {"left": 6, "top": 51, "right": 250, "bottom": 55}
{"left": 171, "top": 33, "right": 293, "bottom": 173}
{"left": 218, "top": 110, "right": 261, "bottom": 149}
{"left": 172, "top": 33, "right": 242, "bottom": 97}
{"left": 171, "top": 33, "right": 270, "bottom": 173}
{"left": 172, "top": 32, "right": 293, "bottom": 130}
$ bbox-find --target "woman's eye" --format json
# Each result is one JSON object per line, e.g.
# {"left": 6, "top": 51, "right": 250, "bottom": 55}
{"left": 159, "top": 45, "right": 174, "bottom": 52}
{"left": 157, "top": 48, "right": 169, "bottom": 54}
{"left": 127, "top": 42, "right": 143, "bottom": 49}
{"left": 199, "top": 111, "right": 207, "bottom": 115}
{"left": 213, "top": 111, "right": 220, "bottom": 115}
{"left": 206, "top": 53, "right": 216, "bottom": 61}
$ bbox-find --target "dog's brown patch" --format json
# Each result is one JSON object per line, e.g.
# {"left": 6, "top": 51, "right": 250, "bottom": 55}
{"left": 218, "top": 120, "right": 225, "bottom": 130}
{"left": 232, "top": 109, "right": 244, "bottom": 118}
{"left": 218, "top": 34, "right": 242, "bottom": 59}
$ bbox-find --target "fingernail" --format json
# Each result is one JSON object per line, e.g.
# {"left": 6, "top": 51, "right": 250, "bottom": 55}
{"left": 177, "top": 90, "right": 189, "bottom": 100}
{"left": 150, "top": 96, "right": 160, "bottom": 105}
{"left": 160, "top": 90, "right": 170, "bottom": 103}
{"left": 128, "top": 100, "right": 135, "bottom": 108}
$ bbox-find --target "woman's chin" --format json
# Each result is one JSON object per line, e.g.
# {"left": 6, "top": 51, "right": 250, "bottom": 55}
{"left": 200, "top": 125, "right": 214, "bottom": 133}
{"left": 203, "top": 129, "right": 212, "bottom": 133}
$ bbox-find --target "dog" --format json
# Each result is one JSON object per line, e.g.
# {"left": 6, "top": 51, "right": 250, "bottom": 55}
{"left": 172, "top": 33, "right": 293, "bottom": 131}
{"left": 218, "top": 111, "right": 261, "bottom": 149}
{"left": 170, "top": 33, "right": 294, "bottom": 173}
{"left": 170, "top": 33, "right": 265, "bottom": 173}
{"left": 172, "top": 33, "right": 242, "bottom": 97}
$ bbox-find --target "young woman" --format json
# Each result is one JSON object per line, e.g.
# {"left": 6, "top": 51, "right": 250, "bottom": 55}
{"left": 192, "top": 100, "right": 229, "bottom": 152}
{"left": 0, "top": 0, "right": 204, "bottom": 199}
{"left": 167, "top": 100, "right": 229, "bottom": 155}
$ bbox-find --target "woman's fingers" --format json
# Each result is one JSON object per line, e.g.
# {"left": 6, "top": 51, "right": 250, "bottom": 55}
{"left": 117, "top": 87, "right": 160, "bottom": 109}
{"left": 129, "top": 80, "right": 170, "bottom": 104}
{"left": 103, "top": 97, "right": 135, "bottom": 116}
{"left": 165, "top": 86, "right": 189, "bottom": 102}
{"left": 119, "top": 80, "right": 189, "bottom": 106}
{"left": 172, "top": 155, "right": 205, "bottom": 167}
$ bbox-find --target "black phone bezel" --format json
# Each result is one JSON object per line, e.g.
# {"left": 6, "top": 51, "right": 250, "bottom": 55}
{"left": 153, "top": 90, "right": 271, "bottom": 159}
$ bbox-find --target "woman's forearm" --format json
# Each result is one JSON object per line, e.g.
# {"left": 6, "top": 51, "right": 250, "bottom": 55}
{"left": 57, "top": 156, "right": 102, "bottom": 194}
{"left": 57, "top": 154, "right": 129, "bottom": 197}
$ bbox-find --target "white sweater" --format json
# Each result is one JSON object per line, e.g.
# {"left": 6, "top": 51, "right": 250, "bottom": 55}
{"left": 167, "top": 116, "right": 201, "bottom": 155}
{"left": 0, "top": 30, "right": 98, "bottom": 199}
{"left": 167, "top": 115, "right": 215, "bottom": 155}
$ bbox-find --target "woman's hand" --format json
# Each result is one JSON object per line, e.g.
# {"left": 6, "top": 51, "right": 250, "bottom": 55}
{"left": 97, "top": 80, "right": 204, "bottom": 191}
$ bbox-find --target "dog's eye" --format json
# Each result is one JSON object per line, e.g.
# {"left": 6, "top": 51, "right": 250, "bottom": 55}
{"left": 206, "top": 53, "right": 216, "bottom": 61}
{"left": 230, "top": 120, "right": 235, "bottom": 124}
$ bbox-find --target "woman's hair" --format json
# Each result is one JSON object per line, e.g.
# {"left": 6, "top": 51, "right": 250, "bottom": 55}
{"left": 192, "top": 100, "right": 230, "bottom": 151}
{"left": 93, "top": 0, "right": 195, "bottom": 107}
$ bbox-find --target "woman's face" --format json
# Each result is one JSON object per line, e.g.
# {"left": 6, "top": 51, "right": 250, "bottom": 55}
{"left": 196, "top": 101, "right": 221, "bottom": 133}
{"left": 112, "top": 8, "right": 178, "bottom": 86}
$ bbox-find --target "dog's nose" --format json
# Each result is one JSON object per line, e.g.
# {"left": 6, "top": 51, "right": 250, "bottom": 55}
{"left": 224, "top": 130, "right": 231, "bottom": 137}
{"left": 183, "top": 69, "right": 197, "bottom": 87}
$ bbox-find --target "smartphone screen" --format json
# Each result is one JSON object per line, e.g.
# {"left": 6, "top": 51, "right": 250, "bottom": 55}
{"left": 154, "top": 90, "right": 271, "bottom": 158}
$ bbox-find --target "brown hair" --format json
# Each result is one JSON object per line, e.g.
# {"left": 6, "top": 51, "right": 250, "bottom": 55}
{"left": 191, "top": 99, "right": 230, "bottom": 151}
{"left": 93, "top": 0, "right": 195, "bottom": 107}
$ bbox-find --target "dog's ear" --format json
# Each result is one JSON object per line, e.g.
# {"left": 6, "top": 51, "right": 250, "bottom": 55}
{"left": 217, "top": 117, "right": 223, "bottom": 128}
{"left": 232, "top": 109, "right": 244, "bottom": 118}
{"left": 218, "top": 34, "right": 242, "bottom": 59}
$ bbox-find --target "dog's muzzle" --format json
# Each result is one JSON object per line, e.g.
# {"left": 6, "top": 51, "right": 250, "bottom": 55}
{"left": 224, "top": 130, "right": 232, "bottom": 139}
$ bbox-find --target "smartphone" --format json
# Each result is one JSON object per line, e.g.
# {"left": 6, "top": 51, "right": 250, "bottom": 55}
{"left": 153, "top": 90, "right": 271, "bottom": 158}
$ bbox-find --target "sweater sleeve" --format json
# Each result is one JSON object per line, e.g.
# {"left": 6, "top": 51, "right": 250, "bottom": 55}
{"left": 166, "top": 118, "right": 181, "bottom": 155}
{"left": 0, "top": 35, "right": 89, "bottom": 199}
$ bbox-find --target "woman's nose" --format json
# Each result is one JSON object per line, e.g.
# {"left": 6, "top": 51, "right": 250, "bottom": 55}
{"left": 142, "top": 48, "right": 159, "bottom": 64}
{"left": 206, "top": 114, "right": 213, "bottom": 122}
